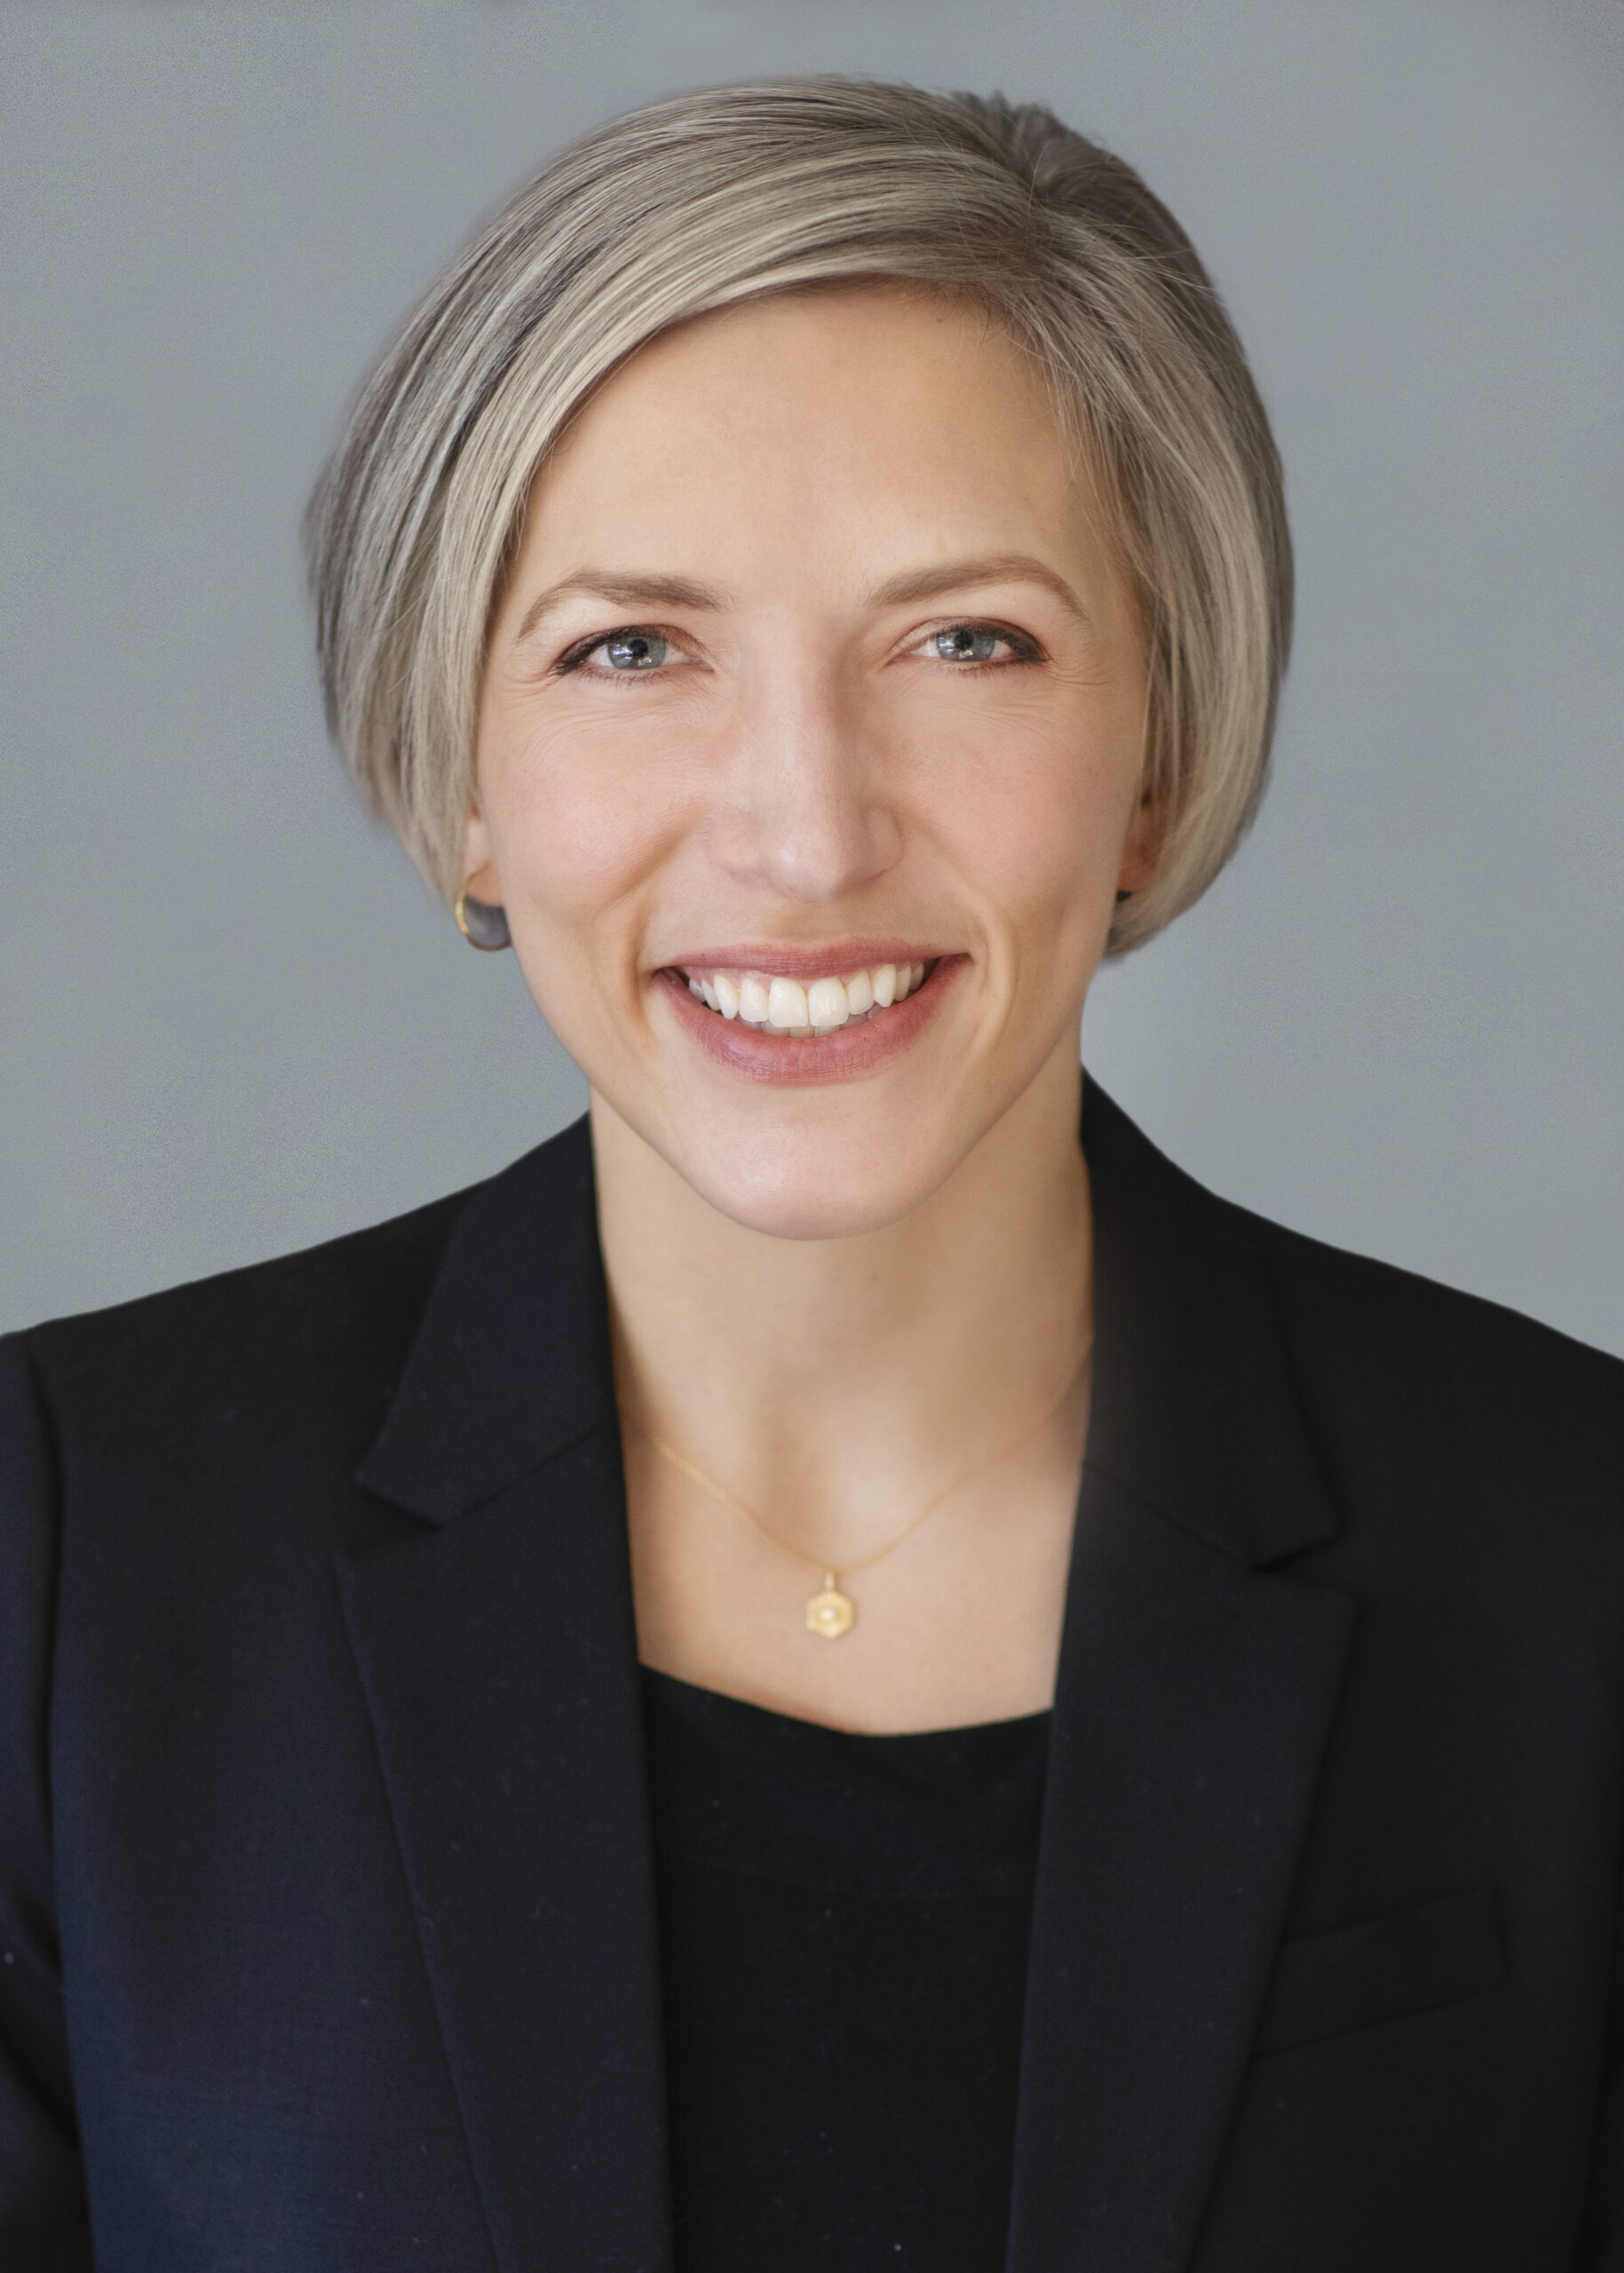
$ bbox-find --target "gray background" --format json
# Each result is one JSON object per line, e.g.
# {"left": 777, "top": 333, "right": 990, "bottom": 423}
{"left": 4, "top": 0, "right": 1621, "bottom": 1352}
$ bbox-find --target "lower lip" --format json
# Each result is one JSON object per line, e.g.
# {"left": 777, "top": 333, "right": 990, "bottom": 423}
{"left": 654, "top": 958, "right": 963, "bottom": 1085}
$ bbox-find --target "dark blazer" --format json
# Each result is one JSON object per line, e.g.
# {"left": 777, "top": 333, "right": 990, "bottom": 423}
{"left": 4, "top": 1082, "right": 1623, "bottom": 2273}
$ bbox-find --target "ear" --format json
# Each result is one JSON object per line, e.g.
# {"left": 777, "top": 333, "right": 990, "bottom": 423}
{"left": 1116, "top": 788, "right": 1166, "bottom": 896}
{"left": 461, "top": 802, "right": 503, "bottom": 906}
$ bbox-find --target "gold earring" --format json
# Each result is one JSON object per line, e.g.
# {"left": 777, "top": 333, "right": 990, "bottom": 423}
{"left": 454, "top": 885, "right": 511, "bottom": 952}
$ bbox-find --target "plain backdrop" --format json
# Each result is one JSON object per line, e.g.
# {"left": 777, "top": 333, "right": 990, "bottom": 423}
{"left": 3, "top": 0, "right": 1620, "bottom": 1353}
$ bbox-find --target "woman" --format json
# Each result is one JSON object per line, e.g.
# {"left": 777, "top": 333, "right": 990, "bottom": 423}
{"left": 2, "top": 75, "right": 1620, "bottom": 2273}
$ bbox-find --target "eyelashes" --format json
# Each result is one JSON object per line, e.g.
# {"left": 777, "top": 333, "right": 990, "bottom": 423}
{"left": 551, "top": 618, "right": 1049, "bottom": 681}
{"left": 922, "top": 624, "right": 1045, "bottom": 667}
{"left": 552, "top": 626, "right": 674, "bottom": 677}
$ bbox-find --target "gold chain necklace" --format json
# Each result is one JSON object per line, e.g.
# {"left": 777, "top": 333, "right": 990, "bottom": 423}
{"left": 622, "top": 1340, "right": 1091, "bottom": 1641}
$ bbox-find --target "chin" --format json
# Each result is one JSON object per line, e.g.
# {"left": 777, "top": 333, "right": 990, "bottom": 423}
{"left": 670, "top": 1125, "right": 956, "bottom": 1244}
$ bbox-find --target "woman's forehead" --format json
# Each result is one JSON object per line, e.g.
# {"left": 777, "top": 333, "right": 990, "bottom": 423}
{"left": 551, "top": 285, "right": 1052, "bottom": 458}
{"left": 515, "top": 289, "right": 1112, "bottom": 598}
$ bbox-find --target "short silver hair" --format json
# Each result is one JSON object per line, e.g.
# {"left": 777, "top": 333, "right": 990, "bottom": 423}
{"left": 306, "top": 77, "right": 1291, "bottom": 953}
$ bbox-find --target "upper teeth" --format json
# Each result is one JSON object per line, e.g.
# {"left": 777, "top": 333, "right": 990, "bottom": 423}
{"left": 685, "top": 961, "right": 929, "bottom": 1035}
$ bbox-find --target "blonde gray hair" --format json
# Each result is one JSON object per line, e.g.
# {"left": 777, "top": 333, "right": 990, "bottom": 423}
{"left": 306, "top": 77, "right": 1291, "bottom": 953}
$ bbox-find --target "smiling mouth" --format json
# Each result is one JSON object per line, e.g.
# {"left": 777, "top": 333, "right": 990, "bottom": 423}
{"left": 675, "top": 957, "right": 939, "bottom": 1039}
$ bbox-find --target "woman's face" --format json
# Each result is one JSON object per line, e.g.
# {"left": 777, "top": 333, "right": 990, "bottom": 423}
{"left": 471, "top": 286, "right": 1157, "bottom": 1239}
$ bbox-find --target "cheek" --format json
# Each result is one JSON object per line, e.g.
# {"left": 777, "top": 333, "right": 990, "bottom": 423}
{"left": 478, "top": 715, "right": 688, "bottom": 928}
{"left": 919, "top": 709, "right": 1140, "bottom": 939}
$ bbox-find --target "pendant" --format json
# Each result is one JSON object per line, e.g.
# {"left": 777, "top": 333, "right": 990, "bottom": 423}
{"left": 805, "top": 1576, "right": 855, "bottom": 1640}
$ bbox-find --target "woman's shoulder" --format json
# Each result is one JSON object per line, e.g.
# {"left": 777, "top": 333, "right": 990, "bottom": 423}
{"left": 0, "top": 1184, "right": 485, "bottom": 1706}
{"left": 10, "top": 1181, "right": 477, "bottom": 1463}
{"left": 1237, "top": 1194, "right": 1624, "bottom": 1544}
{"left": 2, "top": 1115, "right": 605, "bottom": 1575}
{"left": 9, "top": 1117, "right": 597, "bottom": 1458}
{"left": 1085, "top": 1077, "right": 1623, "bottom": 1493}
{"left": 1245, "top": 1193, "right": 1622, "bottom": 1400}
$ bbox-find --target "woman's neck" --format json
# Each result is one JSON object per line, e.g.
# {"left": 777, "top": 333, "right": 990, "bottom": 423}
{"left": 591, "top": 1047, "right": 1092, "bottom": 1576}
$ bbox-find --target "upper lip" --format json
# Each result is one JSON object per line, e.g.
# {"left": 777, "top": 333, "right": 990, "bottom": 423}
{"left": 659, "top": 941, "right": 952, "bottom": 981}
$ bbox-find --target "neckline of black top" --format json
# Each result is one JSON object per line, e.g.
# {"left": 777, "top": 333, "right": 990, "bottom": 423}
{"left": 638, "top": 1663, "right": 1052, "bottom": 1898}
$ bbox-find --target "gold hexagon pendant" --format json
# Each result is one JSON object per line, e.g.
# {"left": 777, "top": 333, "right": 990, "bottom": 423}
{"left": 805, "top": 1580, "right": 856, "bottom": 1640}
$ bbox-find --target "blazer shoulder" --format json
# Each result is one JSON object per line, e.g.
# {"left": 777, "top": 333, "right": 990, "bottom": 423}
{"left": 12, "top": 1112, "right": 598, "bottom": 1496}
{"left": 1242, "top": 1198, "right": 1622, "bottom": 1388}
{"left": 1234, "top": 1197, "right": 1624, "bottom": 1529}
{"left": 16, "top": 1181, "right": 481, "bottom": 1472}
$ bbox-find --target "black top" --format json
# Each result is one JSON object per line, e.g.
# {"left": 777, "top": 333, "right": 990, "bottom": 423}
{"left": 641, "top": 1667, "right": 1050, "bottom": 2272}
{"left": 4, "top": 1084, "right": 1624, "bottom": 2271}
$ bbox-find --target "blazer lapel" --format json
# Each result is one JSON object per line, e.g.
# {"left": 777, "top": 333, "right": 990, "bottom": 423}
{"left": 1005, "top": 1084, "right": 1359, "bottom": 2273}
{"left": 338, "top": 1120, "right": 672, "bottom": 2273}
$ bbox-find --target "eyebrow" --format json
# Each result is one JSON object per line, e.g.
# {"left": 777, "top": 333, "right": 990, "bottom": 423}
{"left": 512, "top": 572, "right": 729, "bottom": 646}
{"left": 509, "top": 550, "right": 1089, "bottom": 647}
{"left": 865, "top": 554, "right": 1089, "bottom": 620}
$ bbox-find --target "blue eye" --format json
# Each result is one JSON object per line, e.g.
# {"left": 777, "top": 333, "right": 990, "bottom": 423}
{"left": 601, "top": 630, "right": 670, "bottom": 670}
{"left": 931, "top": 625, "right": 1003, "bottom": 663}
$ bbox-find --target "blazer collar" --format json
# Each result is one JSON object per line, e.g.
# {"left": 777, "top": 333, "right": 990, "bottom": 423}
{"left": 360, "top": 1081, "right": 1340, "bottom": 1570}
{"left": 1080, "top": 1076, "right": 1339, "bottom": 1568}
{"left": 357, "top": 1113, "right": 613, "bottom": 1521}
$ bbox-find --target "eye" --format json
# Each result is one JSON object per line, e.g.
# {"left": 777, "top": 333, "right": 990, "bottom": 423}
{"left": 598, "top": 630, "right": 671, "bottom": 671}
{"left": 920, "top": 622, "right": 1042, "bottom": 666}
{"left": 557, "top": 625, "right": 678, "bottom": 677}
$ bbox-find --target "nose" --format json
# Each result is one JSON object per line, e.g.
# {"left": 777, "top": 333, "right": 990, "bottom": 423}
{"left": 707, "top": 669, "right": 902, "bottom": 904}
